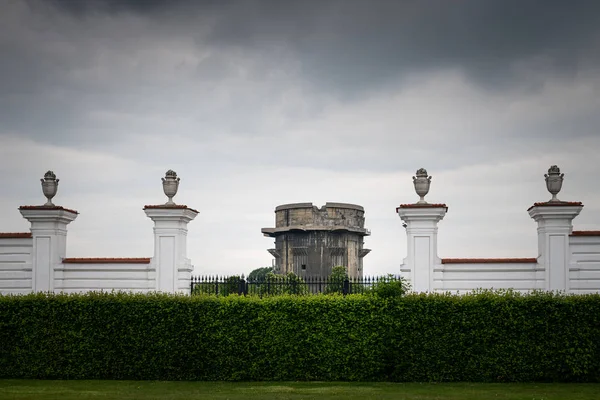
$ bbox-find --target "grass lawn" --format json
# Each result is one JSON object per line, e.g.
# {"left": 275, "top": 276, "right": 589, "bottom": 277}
{"left": 1, "top": 380, "right": 599, "bottom": 400}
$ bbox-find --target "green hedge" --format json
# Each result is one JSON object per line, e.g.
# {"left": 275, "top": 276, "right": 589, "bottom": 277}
{"left": 1, "top": 291, "right": 599, "bottom": 382}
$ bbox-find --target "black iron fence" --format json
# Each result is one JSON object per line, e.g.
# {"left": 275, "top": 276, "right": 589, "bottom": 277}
{"left": 190, "top": 274, "right": 400, "bottom": 296}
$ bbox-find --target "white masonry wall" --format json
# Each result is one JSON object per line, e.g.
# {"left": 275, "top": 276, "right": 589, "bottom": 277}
{"left": 397, "top": 201, "right": 600, "bottom": 294}
{"left": 0, "top": 236, "right": 33, "bottom": 295}
{"left": 0, "top": 203, "right": 197, "bottom": 296}
{"left": 399, "top": 243, "right": 600, "bottom": 295}
{"left": 2, "top": 168, "right": 599, "bottom": 296}
{"left": 54, "top": 261, "right": 156, "bottom": 294}
{"left": 569, "top": 233, "right": 600, "bottom": 294}
{"left": 433, "top": 260, "right": 544, "bottom": 294}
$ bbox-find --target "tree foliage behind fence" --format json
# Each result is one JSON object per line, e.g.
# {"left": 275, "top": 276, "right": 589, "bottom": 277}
{"left": 1, "top": 291, "right": 600, "bottom": 382}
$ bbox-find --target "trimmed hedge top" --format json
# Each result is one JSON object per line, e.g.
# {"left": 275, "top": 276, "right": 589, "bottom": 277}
{"left": 1, "top": 291, "right": 599, "bottom": 382}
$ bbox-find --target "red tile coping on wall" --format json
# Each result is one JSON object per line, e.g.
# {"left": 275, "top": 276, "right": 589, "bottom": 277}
{"left": 396, "top": 203, "right": 448, "bottom": 212}
{"left": 527, "top": 201, "right": 583, "bottom": 212}
{"left": 0, "top": 232, "right": 32, "bottom": 238}
{"left": 442, "top": 258, "right": 537, "bottom": 264}
{"left": 62, "top": 257, "right": 151, "bottom": 264}
{"left": 19, "top": 205, "right": 79, "bottom": 214}
{"left": 143, "top": 205, "right": 199, "bottom": 213}
{"left": 571, "top": 231, "right": 600, "bottom": 236}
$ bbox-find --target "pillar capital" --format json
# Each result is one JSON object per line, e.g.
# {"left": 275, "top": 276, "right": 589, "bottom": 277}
{"left": 397, "top": 204, "right": 448, "bottom": 223}
{"left": 144, "top": 205, "right": 198, "bottom": 223}
{"left": 19, "top": 206, "right": 78, "bottom": 228}
{"left": 528, "top": 202, "right": 583, "bottom": 225}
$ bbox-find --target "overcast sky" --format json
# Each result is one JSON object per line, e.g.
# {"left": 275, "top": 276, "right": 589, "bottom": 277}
{"left": 1, "top": 0, "right": 600, "bottom": 276}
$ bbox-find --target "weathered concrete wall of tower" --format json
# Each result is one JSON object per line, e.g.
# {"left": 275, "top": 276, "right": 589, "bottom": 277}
{"left": 273, "top": 203, "right": 366, "bottom": 230}
{"left": 263, "top": 203, "right": 370, "bottom": 278}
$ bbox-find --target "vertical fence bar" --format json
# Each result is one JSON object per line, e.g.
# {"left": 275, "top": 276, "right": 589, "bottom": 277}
{"left": 343, "top": 277, "right": 350, "bottom": 295}
{"left": 238, "top": 276, "right": 247, "bottom": 296}
{"left": 292, "top": 276, "right": 297, "bottom": 295}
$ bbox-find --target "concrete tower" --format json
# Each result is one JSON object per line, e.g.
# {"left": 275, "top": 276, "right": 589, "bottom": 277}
{"left": 262, "top": 202, "right": 371, "bottom": 278}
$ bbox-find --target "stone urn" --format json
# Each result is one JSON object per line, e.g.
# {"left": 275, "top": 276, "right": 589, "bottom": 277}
{"left": 40, "top": 170, "right": 59, "bottom": 206}
{"left": 162, "top": 170, "right": 180, "bottom": 205}
{"left": 413, "top": 168, "right": 431, "bottom": 204}
{"left": 544, "top": 165, "right": 564, "bottom": 202}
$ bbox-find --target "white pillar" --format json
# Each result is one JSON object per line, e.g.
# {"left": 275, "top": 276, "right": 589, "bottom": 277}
{"left": 397, "top": 204, "right": 447, "bottom": 293}
{"left": 144, "top": 206, "right": 198, "bottom": 294}
{"left": 528, "top": 202, "right": 583, "bottom": 292}
{"left": 19, "top": 206, "right": 78, "bottom": 293}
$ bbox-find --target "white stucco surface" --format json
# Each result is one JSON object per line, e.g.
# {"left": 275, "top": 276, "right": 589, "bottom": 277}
{"left": 0, "top": 237, "right": 33, "bottom": 294}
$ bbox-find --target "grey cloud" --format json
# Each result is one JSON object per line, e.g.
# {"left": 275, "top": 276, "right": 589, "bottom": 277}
{"left": 2, "top": 0, "right": 600, "bottom": 171}
{"left": 1, "top": 0, "right": 599, "bottom": 276}
{"left": 49, "top": 0, "right": 600, "bottom": 93}
{"left": 259, "top": 1, "right": 598, "bottom": 94}
{"left": 24, "top": 0, "right": 600, "bottom": 94}
{"left": 45, "top": 0, "right": 223, "bottom": 16}
{"left": 1, "top": 1, "right": 310, "bottom": 146}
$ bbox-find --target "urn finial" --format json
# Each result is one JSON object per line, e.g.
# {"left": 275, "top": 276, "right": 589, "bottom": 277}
{"left": 161, "top": 169, "right": 180, "bottom": 205}
{"left": 40, "top": 170, "right": 59, "bottom": 206}
{"left": 412, "top": 168, "right": 432, "bottom": 204}
{"left": 544, "top": 165, "right": 564, "bottom": 203}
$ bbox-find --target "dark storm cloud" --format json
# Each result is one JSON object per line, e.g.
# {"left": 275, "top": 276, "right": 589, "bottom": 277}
{"left": 214, "top": 0, "right": 600, "bottom": 94}
{"left": 46, "top": 0, "right": 223, "bottom": 15}
{"left": 46, "top": 0, "right": 600, "bottom": 94}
